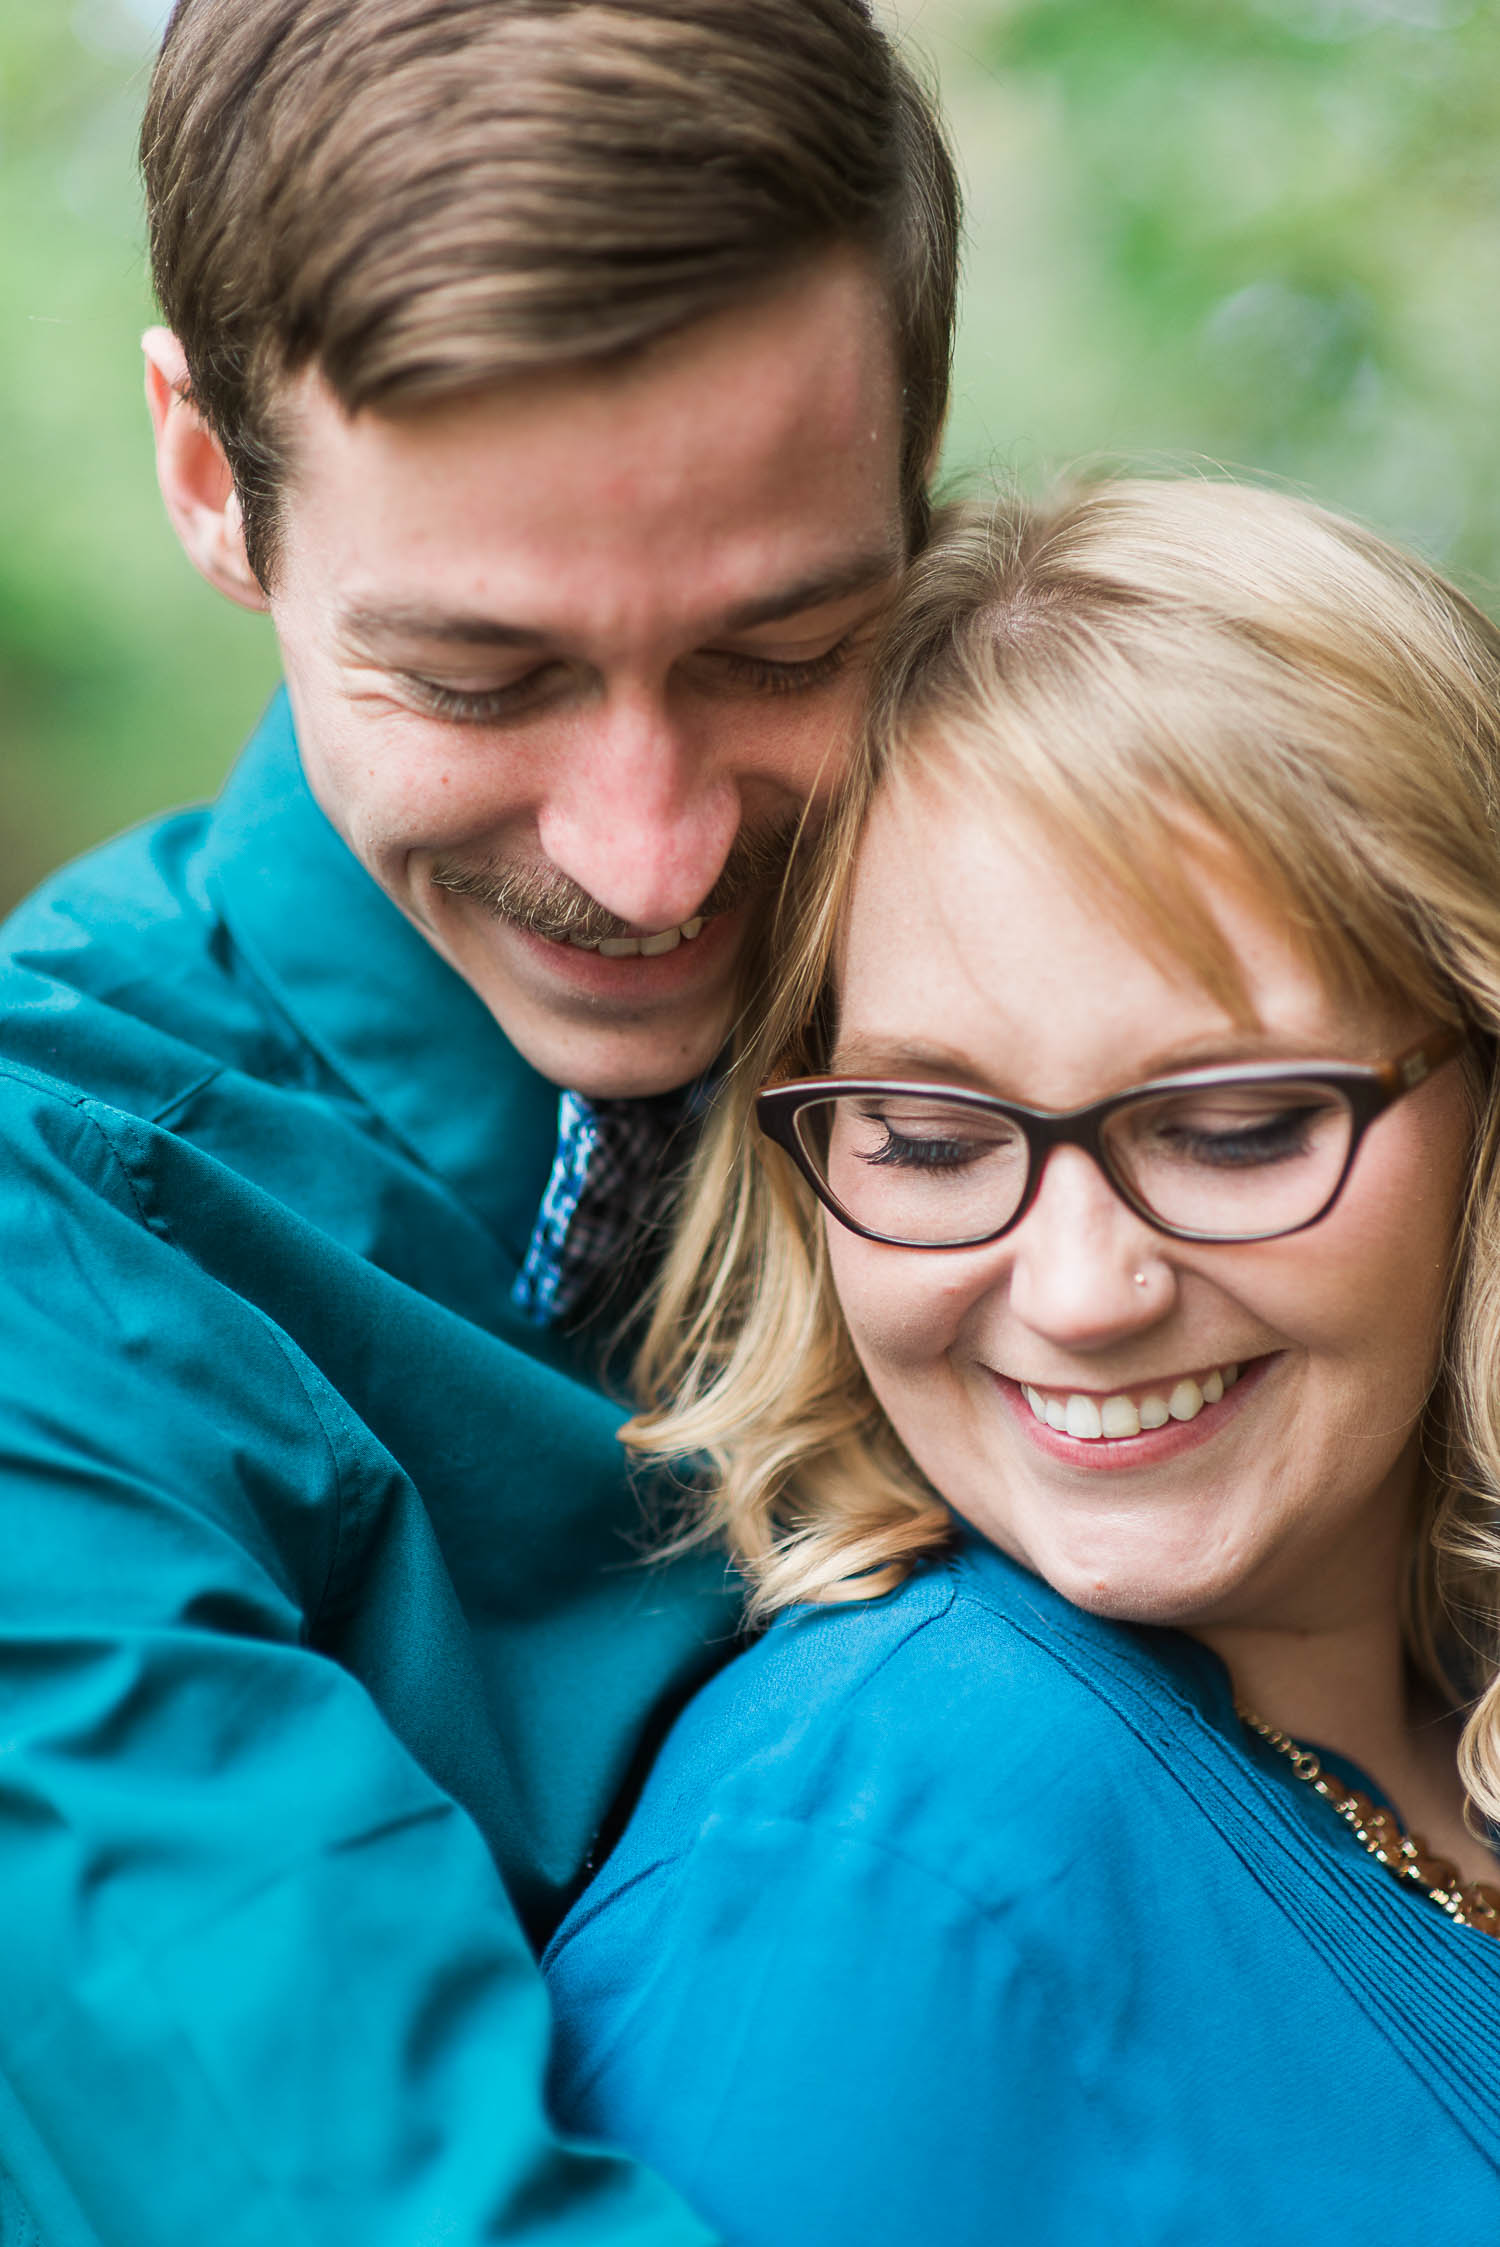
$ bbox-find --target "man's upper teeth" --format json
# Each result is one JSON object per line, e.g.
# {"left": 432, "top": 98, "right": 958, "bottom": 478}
{"left": 569, "top": 915, "right": 705, "bottom": 956}
{"left": 1023, "top": 1363, "right": 1241, "bottom": 1441}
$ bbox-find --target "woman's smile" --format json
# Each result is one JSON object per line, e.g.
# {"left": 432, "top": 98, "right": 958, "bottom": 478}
{"left": 992, "top": 1354, "right": 1264, "bottom": 1470}
{"left": 1016, "top": 1357, "right": 1242, "bottom": 1435}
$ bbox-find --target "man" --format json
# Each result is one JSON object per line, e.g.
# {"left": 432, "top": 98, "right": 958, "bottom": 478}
{"left": 0, "top": 3, "right": 957, "bottom": 2241}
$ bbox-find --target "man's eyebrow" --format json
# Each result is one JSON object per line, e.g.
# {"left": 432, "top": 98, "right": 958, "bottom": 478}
{"left": 338, "top": 546, "right": 902, "bottom": 655}
{"left": 339, "top": 604, "right": 544, "bottom": 650}
{"left": 718, "top": 547, "right": 903, "bottom": 635}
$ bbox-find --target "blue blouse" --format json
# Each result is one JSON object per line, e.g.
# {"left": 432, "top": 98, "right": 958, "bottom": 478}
{"left": 545, "top": 1535, "right": 1500, "bottom": 2241}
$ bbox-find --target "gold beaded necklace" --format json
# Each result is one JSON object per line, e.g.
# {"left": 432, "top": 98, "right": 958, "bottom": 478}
{"left": 1238, "top": 1707, "right": 1500, "bottom": 1940}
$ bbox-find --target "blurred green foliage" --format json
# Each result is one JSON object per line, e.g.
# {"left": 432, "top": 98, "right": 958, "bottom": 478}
{"left": 934, "top": 0, "right": 1500, "bottom": 578}
{"left": 3, "top": 0, "right": 1499, "bottom": 909}
{"left": 0, "top": 0, "right": 278, "bottom": 911}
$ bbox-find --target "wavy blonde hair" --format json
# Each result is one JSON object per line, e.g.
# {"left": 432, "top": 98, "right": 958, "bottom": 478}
{"left": 630, "top": 477, "right": 1500, "bottom": 1821}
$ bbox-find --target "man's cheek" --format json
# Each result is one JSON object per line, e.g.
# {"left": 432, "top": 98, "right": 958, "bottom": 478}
{"left": 320, "top": 749, "right": 474, "bottom": 863}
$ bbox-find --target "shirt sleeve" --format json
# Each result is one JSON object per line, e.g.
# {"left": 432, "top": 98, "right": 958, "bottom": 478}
{"left": 544, "top": 1807, "right": 1087, "bottom": 2247}
{"left": 0, "top": 1080, "right": 714, "bottom": 2247}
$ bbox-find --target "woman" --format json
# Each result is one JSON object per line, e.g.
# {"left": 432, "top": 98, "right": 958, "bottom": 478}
{"left": 543, "top": 481, "right": 1500, "bottom": 2238}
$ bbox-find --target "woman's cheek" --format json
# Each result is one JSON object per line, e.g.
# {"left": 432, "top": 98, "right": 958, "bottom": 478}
{"left": 826, "top": 1223, "right": 979, "bottom": 1374}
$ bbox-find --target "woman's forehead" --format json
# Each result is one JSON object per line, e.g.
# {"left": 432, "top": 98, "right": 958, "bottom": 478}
{"left": 831, "top": 779, "right": 1404, "bottom": 1099}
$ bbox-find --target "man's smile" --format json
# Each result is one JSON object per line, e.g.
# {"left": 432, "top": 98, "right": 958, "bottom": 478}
{"left": 566, "top": 916, "right": 706, "bottom": 958}
{"left": 494, "top": 898, "right": 743, "bottom": 1007}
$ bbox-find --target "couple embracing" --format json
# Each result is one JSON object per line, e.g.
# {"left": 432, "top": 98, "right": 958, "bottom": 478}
{"left": 1, "top": 3, "right": 1498, "bottom": 2242}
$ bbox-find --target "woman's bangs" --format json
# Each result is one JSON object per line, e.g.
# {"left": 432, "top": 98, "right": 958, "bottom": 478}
{"left": 886, "top": 629, "right": 1452, "bottom": 1039}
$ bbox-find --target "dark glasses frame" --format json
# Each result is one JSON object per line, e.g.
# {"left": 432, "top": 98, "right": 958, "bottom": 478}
{"left": 755, "top": 1026, "right": 1466, "bottom": 1250}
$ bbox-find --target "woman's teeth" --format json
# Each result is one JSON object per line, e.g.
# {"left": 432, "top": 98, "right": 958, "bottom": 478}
{"left": 568, "top": 917, "right": 706, "bottom": 957}
{"left": 1022, "top": 1364, "right": 1241, "bottom": 1441}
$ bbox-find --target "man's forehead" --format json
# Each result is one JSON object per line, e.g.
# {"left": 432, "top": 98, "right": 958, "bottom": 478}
{"left": 274, "top": 250, "right": 903, "bottom": 498}
{"left": 271, "top": 259, "right": 906, "bottom": 641}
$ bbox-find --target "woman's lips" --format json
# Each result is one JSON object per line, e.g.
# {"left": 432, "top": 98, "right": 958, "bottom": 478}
{"left": 993, "top": 1355, "right": 1270, "bottom": 1469}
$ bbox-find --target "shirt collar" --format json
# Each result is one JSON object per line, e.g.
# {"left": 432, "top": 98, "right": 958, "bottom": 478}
{"left": 201, "top": 688, "right": 560, "bottom": 1266}
{"left": 952, "top": 1529, "right": 1244, "bottom": 1734}
{"left": 951, "top": 1532, "right": 1432, "bottom": 1839}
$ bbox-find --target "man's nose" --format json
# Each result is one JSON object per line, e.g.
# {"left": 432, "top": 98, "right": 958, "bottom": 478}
{"left": 1004, "top": 1146, "right": 1173, "bottom": 1346}
{"left": 535, "top": 691, "right": 742, "bottom": 931}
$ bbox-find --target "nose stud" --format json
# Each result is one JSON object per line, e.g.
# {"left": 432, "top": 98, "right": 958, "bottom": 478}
{"left": 1133, "top": 1271, "right": 1148, "bottom": 1288}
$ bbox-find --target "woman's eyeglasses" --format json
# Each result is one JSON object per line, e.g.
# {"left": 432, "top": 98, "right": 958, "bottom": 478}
{"left": 756, "top": 1027, "right": 1466, "bottom": 1250}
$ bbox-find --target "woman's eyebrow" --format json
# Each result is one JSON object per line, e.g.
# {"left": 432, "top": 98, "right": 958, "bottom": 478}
{"left": 826, "top": 1029, "right": 1357, "bottom": 1086}
{"left": 826, "top": 1036, "right": 979, "bottom": 1079}
{"left": 1134, "top": 1030, "right": 1359, "bottom": 1074}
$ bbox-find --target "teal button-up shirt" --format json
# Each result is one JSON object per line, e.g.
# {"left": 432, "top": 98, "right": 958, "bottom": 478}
{"left": 0, "top": 694, "right": 732, "bottom": 2247}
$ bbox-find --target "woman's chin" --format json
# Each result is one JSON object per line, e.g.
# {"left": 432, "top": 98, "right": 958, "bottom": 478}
{"left": 965, "top": 1502, "right": 1253, "bottom": 1631}
{"left": 1048, "top": 1562, "right": 1217, "bottom": 1628}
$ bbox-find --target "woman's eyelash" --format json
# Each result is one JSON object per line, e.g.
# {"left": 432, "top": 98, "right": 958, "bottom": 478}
{"left": 866, "top": 1128, "right": 976, "bottom": 1170}
{"left": 1160, "top": 1114, "right": 1316, "bottom": 1168}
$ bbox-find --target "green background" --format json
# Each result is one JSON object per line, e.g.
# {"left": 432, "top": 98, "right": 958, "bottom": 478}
{"left": 4, "top": 0, "right": 1498, "bottom": 911}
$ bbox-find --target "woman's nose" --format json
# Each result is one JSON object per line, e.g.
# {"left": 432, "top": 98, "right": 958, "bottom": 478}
{"left": 1003, "top": 1145, "right": 1174, "bottom": 1347}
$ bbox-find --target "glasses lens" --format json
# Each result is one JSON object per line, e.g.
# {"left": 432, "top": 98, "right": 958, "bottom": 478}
{"left": 794, "top": 1093, "right": 1030, "bottom": 1245}
{"left": 1102, "top": 1078, "right": 1355, "bottom": 1239}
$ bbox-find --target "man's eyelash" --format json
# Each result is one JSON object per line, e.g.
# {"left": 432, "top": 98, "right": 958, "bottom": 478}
{"left": 402, "top": 671, "right": 561, "bottom": 722}
{"left": 399, "top": 631, "right": 857, "bottom": 720}
{"left": 718, "top": 635, "right": 856, "bottom": 693}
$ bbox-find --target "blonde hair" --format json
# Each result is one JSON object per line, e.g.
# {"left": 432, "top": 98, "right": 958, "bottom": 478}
{"left": 631, "top": 477, "right": 1500, "bottom": 1821}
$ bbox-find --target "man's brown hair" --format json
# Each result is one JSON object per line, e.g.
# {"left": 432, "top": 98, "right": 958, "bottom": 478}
{"left": 141, "top": 0, "right": 961, "bottom": 587}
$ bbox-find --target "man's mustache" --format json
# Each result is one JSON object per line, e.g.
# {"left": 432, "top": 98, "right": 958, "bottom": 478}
{"left": 429, "top": 815, "right": 807, "bottom": 946}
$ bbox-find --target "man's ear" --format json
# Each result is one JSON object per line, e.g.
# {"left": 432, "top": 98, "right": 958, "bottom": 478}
{"left": 143, "top": 327, "right": 270, "bottom": 613}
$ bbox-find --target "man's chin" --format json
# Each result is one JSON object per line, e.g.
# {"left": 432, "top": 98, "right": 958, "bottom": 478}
{"left": 507, "top": 1012, "right": 729, "bottom": 1101}
{"left": 411, "top": 887, "right": 742, "bottom": 1090}
{"left": 456, "top": 918, "right": 739, "bottom": 1096}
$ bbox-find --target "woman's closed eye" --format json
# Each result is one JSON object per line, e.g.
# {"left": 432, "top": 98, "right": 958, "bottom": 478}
{"left": 846, "top": 1104, "right": 1023, "bottom": 1176}
{"left": 1136, "top": 1094, "right": 1339, "bottom": 1171}
{"left": 864, "top": 1125, "right": 986, "bottom": 1171}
